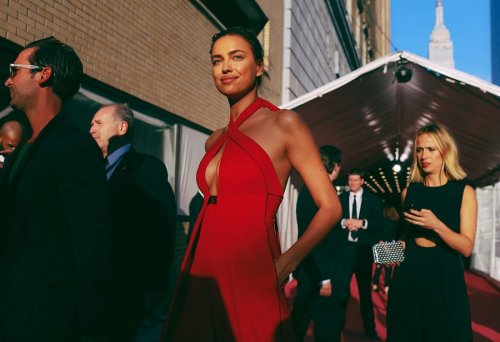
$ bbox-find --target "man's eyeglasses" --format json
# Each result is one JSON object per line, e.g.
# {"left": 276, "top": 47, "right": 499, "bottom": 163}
{"left": 9, "top": 63, "right": 43, "bottom": 79}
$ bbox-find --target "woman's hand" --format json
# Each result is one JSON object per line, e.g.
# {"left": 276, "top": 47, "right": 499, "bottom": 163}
{"left": 404, "top": 208, "right": 444, "bottom": 231}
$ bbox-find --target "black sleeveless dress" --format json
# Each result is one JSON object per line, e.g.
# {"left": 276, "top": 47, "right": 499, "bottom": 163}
{"left": 387, "top": 181, "right": 472, "bottom": 342}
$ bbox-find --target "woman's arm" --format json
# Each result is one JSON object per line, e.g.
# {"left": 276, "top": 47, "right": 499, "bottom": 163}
{"left": 434, "top": 185, "right": 477, "bottom": 256}
{"left": 274, "top": 110, "right": 342, "bottom": 286}
{"left": 399, "top": 188, "right": 409, "bottom": 246}
{"left": 404, "top": 185, "right": 477, "bottom": 257}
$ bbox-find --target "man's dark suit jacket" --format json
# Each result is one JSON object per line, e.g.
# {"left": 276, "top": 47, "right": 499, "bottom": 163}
{"left": 294, "top": 188, "right": 383, "bottom": 299}
{"left": 338, "top": 189, "right": 383, "bottom": 249}
{"left": 333, "top": 189, "right": 383, "bottom": 284}
{"left": 336, "top": 188, "right": 383, "bottom": 332}
{"left": 293, "top": 184, "right": 345, "bottom": 340}
{"left": 107, "top": 148, "right": 177, "bottom": 341}
{"left": 295, "top": 184, "right": 344, "bottom": 287}
{"left": 0, "top": 111, "right": 111, "bottom": 341}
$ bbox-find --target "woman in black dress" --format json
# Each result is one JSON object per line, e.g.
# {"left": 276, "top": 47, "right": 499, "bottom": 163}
{"left": 372, "top": 203, "right": 400, "bottom": 294}
{"left": 387, "top": 123, "right": 477, "bottom": 341}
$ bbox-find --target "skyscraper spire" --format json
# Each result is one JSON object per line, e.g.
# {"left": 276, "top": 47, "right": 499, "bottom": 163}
{"left": 429, "top": 0, "right": 455, "bottom": 68}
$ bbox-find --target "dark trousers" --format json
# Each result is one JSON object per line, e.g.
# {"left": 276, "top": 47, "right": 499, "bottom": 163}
{"left": 293, "top": 278, "right": 343, "bottom": 342}
{"left": 372, "top": 264, "right": 393, "bottom": 288}
{"left": 341, "top": 244, "right": 376, "bottom": 333}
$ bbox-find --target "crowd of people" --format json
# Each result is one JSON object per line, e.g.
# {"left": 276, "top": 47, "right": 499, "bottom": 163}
{"left": 0, "top": 27, "right": 477, "bottom": 342}
{"left": 0, "top": 37, "right": 176, "bottom": 342}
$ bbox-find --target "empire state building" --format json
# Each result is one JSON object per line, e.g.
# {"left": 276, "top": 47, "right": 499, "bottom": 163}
{"left": 429, "top": 0, "right": 455, "bottom": 68}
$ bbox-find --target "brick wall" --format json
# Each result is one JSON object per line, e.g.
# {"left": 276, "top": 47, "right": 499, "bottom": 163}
{"left": 256, "top": 0, "right": 283, "bottom": 104}
{"left": 1, "top": 0, "right": 285, "bottom": 130}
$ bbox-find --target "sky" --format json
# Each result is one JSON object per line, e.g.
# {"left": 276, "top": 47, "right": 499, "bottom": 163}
{"left": 391, "top": 0, "right": 491, "bottom": 82}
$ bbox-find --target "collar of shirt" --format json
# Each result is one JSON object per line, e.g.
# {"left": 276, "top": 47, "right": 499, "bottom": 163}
{"left": 106, "top": 143, "right": 132, "bottom": 179}
{"left": 350, "top": 188, "right": 364, "bottom": 198}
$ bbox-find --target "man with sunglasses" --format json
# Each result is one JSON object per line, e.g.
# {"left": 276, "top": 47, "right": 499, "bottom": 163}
{"left": 1, "top": 37, "right": 110, "bottom": 342}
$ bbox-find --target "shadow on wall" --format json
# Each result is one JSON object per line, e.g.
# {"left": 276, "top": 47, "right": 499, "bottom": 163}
{"left": 62, "top": 92, "right": 102, "bottom": 131}
{"left": 0, "top": 91, "right": 101, "bottom": 139}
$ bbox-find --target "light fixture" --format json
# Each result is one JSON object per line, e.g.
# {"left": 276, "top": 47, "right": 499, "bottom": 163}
{"left": 391, "top": 139, "right": 402, "bottom": 173}
{"left": 395, "top": 58, "right": 413, "bottom": 83}
{"left": 395, "top": 65, "right": 412, "bottom": 83}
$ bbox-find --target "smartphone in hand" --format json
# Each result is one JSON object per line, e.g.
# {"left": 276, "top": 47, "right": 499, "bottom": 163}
{"left": 402, "top": 203, "right": 415, "bottom": 213}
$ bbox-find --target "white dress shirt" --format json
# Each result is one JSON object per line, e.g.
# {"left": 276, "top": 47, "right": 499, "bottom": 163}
{"left": 341, "top": 188, "right": 368, "bottom": 242}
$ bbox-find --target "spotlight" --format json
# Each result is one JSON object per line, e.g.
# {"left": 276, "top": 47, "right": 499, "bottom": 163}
{"left": 392, "top": 163, "right": 402, "bottom": 173}
{"left": 395, "top": 65, "right": 412, "bottom": 83}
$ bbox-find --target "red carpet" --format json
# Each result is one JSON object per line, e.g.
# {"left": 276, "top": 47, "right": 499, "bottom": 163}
{"left": 285, "top": 270, "right": 500, "bottom": 341}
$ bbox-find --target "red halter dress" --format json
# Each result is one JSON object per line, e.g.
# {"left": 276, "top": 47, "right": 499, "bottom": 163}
{"left": 164, "top": 98, "right": 297, "bottom": 341}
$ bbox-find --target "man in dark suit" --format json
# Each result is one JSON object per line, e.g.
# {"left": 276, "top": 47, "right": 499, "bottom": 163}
{"left": 338, "top": 168, "right": 383, "bottom": 340}
{"left": 0, "top": 38, "right": 110, "bottom": 341}
{"left": 292, "top": 145, "right": 344, "bottom": 341}
{"left": 90, "top": 103, "right": 177, "bottom": 342}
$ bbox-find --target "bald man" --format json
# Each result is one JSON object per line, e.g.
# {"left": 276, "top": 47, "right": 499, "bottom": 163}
{"left": 0, "top": 120, "right": 23, "bottom": 167}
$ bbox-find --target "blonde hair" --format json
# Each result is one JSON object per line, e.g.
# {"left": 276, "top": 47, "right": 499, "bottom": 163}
{"left": 409, "top": 123, "right": 466, "bottom": 183}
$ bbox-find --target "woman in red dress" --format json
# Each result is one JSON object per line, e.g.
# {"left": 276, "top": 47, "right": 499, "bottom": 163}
{"left": 163, "top": 27, "right": 341, "bottom": 342}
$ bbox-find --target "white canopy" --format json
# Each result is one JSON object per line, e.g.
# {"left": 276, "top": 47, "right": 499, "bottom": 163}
{"left": 276, "top": 51, "right": 500, "bottom": 252}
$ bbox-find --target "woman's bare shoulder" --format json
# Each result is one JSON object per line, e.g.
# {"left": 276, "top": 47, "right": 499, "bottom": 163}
{"left": 205, "top": 128, "right": 226, "bottom": 151}
{"left": 271, "top": 108, "right": 308, "bottom": 135}
{"left": 273, "top": 108, "right": 302, "bottom": 124}
{"left": 462, "top": 184, "right": 476, "bottom": 200}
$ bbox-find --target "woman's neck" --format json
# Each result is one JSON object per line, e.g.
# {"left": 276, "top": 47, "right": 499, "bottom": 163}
{"left": 424, "top": 172, "right": 448, "bottom": 187}
{"left": 228, "top": 91, "right": 258, "bottom": 122}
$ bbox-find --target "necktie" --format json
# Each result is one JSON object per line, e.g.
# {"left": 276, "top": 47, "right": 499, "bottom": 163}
{"left": 352, "top": 195, "right": 358, "bottom": 219}
{"left": 351, "top": 195, "right": 358, "bottom": 239}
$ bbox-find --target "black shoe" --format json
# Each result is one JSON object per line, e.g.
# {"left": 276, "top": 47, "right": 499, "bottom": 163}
{"left": 365, "top": 329, "right": 379, "bottom": 340}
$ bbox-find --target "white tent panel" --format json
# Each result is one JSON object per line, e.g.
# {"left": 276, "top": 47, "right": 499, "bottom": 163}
{"left": 177, "top": 125, "right": 209, "bottom": 216}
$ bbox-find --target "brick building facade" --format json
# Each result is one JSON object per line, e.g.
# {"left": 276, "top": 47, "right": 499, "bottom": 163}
{"left": 1, "top": 1, "right": 285, "bottom": 130}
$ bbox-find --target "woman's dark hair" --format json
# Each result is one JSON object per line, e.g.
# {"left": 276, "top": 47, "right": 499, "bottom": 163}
{"left": 210, "top": 27, "right": 265, "bottom": 86}
{"left": 26, "top": 37, "right": 83, "bottom": 104}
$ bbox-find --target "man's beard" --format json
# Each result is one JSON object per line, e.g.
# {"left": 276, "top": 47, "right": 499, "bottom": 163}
{"left": 9, "top": 93, "right": 21, "bottom": 111}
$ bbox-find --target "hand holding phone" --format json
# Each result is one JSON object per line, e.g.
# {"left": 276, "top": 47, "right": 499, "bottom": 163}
{"left": 402, "top": 203, "right": 417, "bottom": 213}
